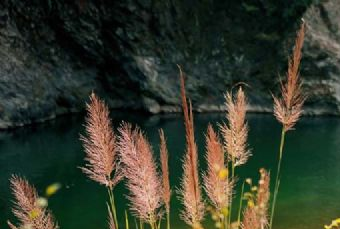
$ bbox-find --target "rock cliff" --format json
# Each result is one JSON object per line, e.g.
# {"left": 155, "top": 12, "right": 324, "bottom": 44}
{"left": 0, "top": 0, "right": 339, "bottom": 128}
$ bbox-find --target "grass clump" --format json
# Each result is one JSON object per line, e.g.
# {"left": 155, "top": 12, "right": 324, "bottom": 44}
{"left": 6, "top": 20, "right": 307, "bottom": 229}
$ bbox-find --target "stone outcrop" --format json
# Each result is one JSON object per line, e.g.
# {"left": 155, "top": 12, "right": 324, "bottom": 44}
{"left": 0, "top": 0, "right": 339, "bottom": 128}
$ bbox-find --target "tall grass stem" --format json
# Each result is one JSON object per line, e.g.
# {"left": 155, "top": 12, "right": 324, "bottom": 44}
{"left": 269, "top": 128, "right": 286, "bottom": 229}
{"left": 228, "top": 158, "right": 235, "bottom": 229}
{"left": 125, "top": 211, "right": 130, "bottom": 229}
{"left": 237, "top": 181, "right": 245, "bottom": 228}
{"left": 167, "top": 211, "right": 170, "bottom": 229}
{"left": 108, "top": 188, "right": 119, "bottom": 229}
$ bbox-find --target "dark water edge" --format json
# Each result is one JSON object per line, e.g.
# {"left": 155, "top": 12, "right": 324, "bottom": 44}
{"left": 1, "top": 112, "right": 340, "bottom": 229}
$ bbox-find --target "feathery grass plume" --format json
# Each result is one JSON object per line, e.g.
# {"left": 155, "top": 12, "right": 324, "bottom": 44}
{"left": 220, "top": 86, "right": 250, "bottom": 229}
{"left": 242, "top": 207, "right": 260, "bottom": 229}
{"left": 256, "top": 169, "right": 270, "bottom": 228}
{"left": 7, "top": 221, "right": 18, "bottom": 229}
{"left": 273, "top": 21, "right": 306, "bottom": 132}
{"left": 118, "top": 123, "right": 163, "bottom": 228}
{"left": 159, "top": 129, "right": 171, "bottom": 211}
{"left": 242, "top": 169, "right": 270, "bottom": 229}
{"left": 220, "top": 87, "right": 250, "bottom": 167}
{"left": 159, "top": 129, "right": 171, "bottom": 229}
{"left": 80, "top": 93, "right": 122, "bottom": 229}
{"left": 270, "top": 21, "right": 306, "bottom": 229}
{"left": 80, "top": 93, "right": 122, "bottom": 189}
{"left": 8, "top": 175, "right": 58, "bottom": 229}
{"left": 203, "top": 125, "right": 233, "bottom": 212}
{"left": 178, "top": 66, "right": 204, "bottom": 229}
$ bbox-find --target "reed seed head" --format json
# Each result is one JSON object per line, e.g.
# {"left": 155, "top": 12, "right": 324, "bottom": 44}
{"left": 159, "top": 129, "right": 171, "bottom": 213}
{"left": 178, "top": 66, "right": 205, "bottom": 227}
{"left": 220, "top": 87, "right": 251, "bottom": 167}
{"left": 8, "top": 175, "right": 58, "bottom": 229}
{"left": 256, "top": 169, "right": 270, "bottom": 228}
{"left": 80, "top": 93, "right": 122, "bottom": 189}
{"left": 118, "top": 123, "right": 163, "bottom": 224}
{"left": 241, "top": 169, "right": 270, "bottom": 229}
{"left": 273, "top": 21, "right": 306, "bottom": 131}
{"left": 203, "top": 125, "right": 233, "bottom": 212}
{"left": 242, "top": 207, "right": 260, "bottom": 229}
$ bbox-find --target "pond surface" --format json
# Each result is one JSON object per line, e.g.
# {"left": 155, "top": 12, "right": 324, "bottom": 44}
{"left": 0, "top": 112, "right": 340, "bottom": 229}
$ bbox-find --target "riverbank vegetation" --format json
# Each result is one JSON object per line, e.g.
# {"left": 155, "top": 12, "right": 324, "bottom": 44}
{"left": 6, "top": 21, "right": 312, "bottom": 229}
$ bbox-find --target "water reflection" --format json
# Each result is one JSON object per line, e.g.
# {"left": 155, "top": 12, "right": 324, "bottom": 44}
{"left": 0, "top": 112, "right": 340, "bottom": 229}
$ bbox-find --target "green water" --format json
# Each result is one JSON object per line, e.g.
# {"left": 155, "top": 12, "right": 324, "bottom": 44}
{"left": 0, "top": 112, "right": 340, "bottom": 229}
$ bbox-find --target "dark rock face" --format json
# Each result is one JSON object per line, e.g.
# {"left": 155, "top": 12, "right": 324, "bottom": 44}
{"left": 0, "top": 0, "right": 338, "bottom": 128}
{"left": 303, "top": 1, "right": 340, "bottom": 115}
